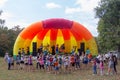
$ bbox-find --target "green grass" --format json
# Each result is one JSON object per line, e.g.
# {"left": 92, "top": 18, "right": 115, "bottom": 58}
{"left": 0, "top": 57, "right": 120, "bottom": 80}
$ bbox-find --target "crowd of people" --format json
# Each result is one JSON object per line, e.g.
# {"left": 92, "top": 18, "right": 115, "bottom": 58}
{"left": 4, "top": 46, "right": 119, "bottom": 75}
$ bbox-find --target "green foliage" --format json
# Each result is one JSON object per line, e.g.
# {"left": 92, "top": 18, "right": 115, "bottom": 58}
{"left": 95, "top": 0, "right": 120, "bottom": 53}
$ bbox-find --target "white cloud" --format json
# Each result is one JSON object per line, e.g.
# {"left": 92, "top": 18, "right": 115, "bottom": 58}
{"left": 65, "top": 0, "right": 100, "bottom": 14}
{"left": 46, "top": 2, "right": 61, "bottom": 9}
{"left": 75, "top": 0, "right": 100, "bottom": 12}
{"left": 0, "top": 0, "right": 8, "bottom": 7}
{"left": 65, "top": 7, "right": 80, "bottom": 14}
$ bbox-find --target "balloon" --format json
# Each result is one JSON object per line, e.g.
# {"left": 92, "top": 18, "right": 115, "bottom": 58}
{"left": 13, "top": 18, "right": 98, "bottom": 55}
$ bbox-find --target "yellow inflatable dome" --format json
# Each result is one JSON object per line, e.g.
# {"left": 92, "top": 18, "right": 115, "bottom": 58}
{"left": 13, "top": 18, "right": 98, "bottom": 56}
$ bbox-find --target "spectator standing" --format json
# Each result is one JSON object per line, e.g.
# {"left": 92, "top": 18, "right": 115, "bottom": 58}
{"left": 99, "top": 60, "right": 104, "bottom": 76}
{"left": 92, "top": 58, "right": 97, "bottom": 75}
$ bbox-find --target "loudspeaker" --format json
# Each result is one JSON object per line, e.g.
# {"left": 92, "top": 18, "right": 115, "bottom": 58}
{"left": 80, "top": 42, "right": 85, "bottom": 52}
{"left": 78, "top": 49, "right": 82, "bottom": 56}
{"left": 32, "top": 42, "right": 37, "bottom": 56}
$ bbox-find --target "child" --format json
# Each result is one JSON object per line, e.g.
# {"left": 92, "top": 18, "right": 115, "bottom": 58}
{"left": 75, "top": 54, "right": 80, "bottom": 70}
{"left": 7, "top": 55, "right": 12, "bottom": 70}
{"left": 24, "top": 56, "right": 28, "bottom": 71}
{"left": 28, "top": 55, "right": 33, "bottom": 71}
{"left": 49, "top": 55, "right": 53, "bottom": 72}
{"left": 64, "top": 56, "right": 69, "bottom": 73}
{"left": 54, "top": 59, "right": 59, "bottom": 75}
{"left": 20, "top": 55, "right": 24, "bottom": 70}
{"left": 45, "top": 55, "right": 50, "bottom": 72}
{"left": 58, "top": 56, "right": 62, "bottom": 70}
{"left": 70, "top": 54, "right": 75, "bottom": 71}
{"left": 36, "top": 56, "right": 40, "bottom": 69}
{"left": 11, "top": 56, "right": 14, "bottom": 70}
{"left": 99, "top": 60, "right": 104, "bottom": 75}
{"left": 16, "top": 55, "right": 20, "bottom": 70}
{"left": 39, "top": 57, "right": 45, "bottom": 71}
{"left": 107, "top": 57, "right": 114, "bottom": 75}
{"left": 83, "top": 54, "right": 88, "bottom": 70}
{"left": 92, "top": 58, "right": 97, "bottom": 75}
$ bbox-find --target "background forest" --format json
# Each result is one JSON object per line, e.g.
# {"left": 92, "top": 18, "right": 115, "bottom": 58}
{"left": 0, "top": 11, "right": 23, "bottom": 56}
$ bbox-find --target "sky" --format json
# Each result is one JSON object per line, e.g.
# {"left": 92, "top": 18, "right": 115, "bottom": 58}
{"left": 0, "top": 0, "right": 100, "bottom": 36}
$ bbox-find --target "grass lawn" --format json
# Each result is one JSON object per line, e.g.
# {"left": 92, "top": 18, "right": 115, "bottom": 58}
{"left": 0, "top": 57, "right": 120, "bottom": 80}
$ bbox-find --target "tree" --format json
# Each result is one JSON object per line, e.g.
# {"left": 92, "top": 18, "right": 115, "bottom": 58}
{"left": 95, "top": 0, "right": 120, "bottom": 53}
{"left": 8, "top": 25, "right": 23, "bottom": 55}
{"left": 0, "top": 11, "right": 23, "bottom": 56}
{"left": 0, "top": 10, "right": 8, "bottom": 56}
